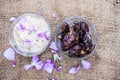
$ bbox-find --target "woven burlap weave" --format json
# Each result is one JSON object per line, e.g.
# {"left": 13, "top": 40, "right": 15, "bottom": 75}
{"left": 0, "top": 0, "right": 120, "bottom": 80}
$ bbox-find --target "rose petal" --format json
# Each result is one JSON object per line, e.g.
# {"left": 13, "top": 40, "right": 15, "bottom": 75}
{"left": 26, "top": 29, "right": 32, "bottom": 34}
{"left": 81, "top": 60, "right": 91, "bottom": 70}
{"left": 32, "top": 56, "right": 39, "bottom": 62}
{"left": 32, "top": 27, "right": 37, "bottom": 32}
{"left": 3, "top": 48, "right": 15, "bottom": 61}
{"left": 18, "top": 23, "right": 25, "bottom": 30}
{"left": 69, "top": 65, "right": 80, "bottom": 74}
{"left": 51, "top": 50, "right": 57, "bottom": 53}
{"left": 51, "top": 59, "right": 55, "bottom": 64}
{"left": 57, "top": 66, "right": 62, "bottom": 71}
{"left": 49, "top": 42, "right": 58, "bottom": 51}
{"left": 24, "top": 39, "right": 31, "bottom": 45}
{"left": 52, "top": 13, "right": 57, "bottom": 19}
{"left": 9, "top": 17, "right": 16, "bottom": 22}
{"left": 69, "top": 67, "right": 78, "bottom": 74}
{"left": 34, "top": 61, "right": 44, "bottom": 70}
{"left": 24, "top": 64, "right": 32, "bottom": 70}
{"left": 44, "top": 61, "right": 54, "bottom": 73}
{"left": 44, "top": 34, "right": 50, "bottom": 40}
{"left": 59, "top": 56, "right": 63, "bottom": 60}
{"left": 37, "top": 32, "right": 46, "bottom": 38}
{"left": 52, "top": 78, "right": 57, "bottom": 80}
{"left": 46, "top": 59, "right": 51, "bottom": 63}
{"left": 12, "top": 62, "right": 16, "bottom": 67}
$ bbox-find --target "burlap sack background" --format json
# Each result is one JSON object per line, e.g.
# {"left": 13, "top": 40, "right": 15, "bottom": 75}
{"left": 0, "top": 0, "right": 120, "bottom": 80}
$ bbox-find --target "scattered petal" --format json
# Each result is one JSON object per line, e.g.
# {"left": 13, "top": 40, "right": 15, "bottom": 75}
{"left": 44, "top": 63, "right": 54, "bottom": 73}
{"left": 51, "top": 50, "right": 57, "bottom": 53}
{"left": 24, "top": 56, "right": 43, "bottom": 70}
{"left": 52, "top": 78, "right": 57, "bottom": 80}
{"left": 51, "top": 59, "right": 55, "bottom": 64}
{"left": 44, "top": 59, "right": 54, "bottom": 73}
{"left": 46, "top": 59, "right": 51, "bottom": 63}
{"left": 69, "top": 67, "right": 78, "bottom": 74}
{"left": 69, "top": 65, "right": 80, "bottom": 74}
{"left": 34, "top": 61, "right": 44, "bottom": 70}
{"left": 32, "top": 55, "right": 39, "bottom": 62}
{"left": 57, "top": 66, "right": 62, "bottom": 71}
{"left": 9, "top": 17, "right": 16, "bottom": 22}
{"left": 12, "top": 62, "right": 16, "bottom": 67}
{"left": 49, "top": 42, "right": 58, "bottom": 51}
{"left": 24, "top": 64, "right": 32, "bottom": 70}
{"left": 52, "top": 13, "right": 57, "bottom": 19}
{"left": 3, "top": 48, "right": 15, "bottom": 61}
{"left": 59, "top": 56, "right": 63, "bottom": 60}
{"left": 81, "top": 59, "right": 91, "bottom": 70}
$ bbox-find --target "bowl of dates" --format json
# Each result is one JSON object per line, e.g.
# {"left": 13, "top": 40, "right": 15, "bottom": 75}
{"left": 55, "top": 16, "right": 98, "bottom": 59}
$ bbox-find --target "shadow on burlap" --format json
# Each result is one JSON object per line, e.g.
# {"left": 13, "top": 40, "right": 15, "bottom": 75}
{"left": 0, "top": 0, "right": 120, "bottom": 80}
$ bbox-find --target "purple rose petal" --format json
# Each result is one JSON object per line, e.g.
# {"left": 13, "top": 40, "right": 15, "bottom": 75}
{"left": 9, "top": 17, "right": 16, "bottom": 22}
{"left": 57, "top": 66, "right": 62, "bottom": 71}
{"left": 32, "top": 56, "right": 44, "bottom": 70}
{"left": 3, "top": 48, "right": 15, "bottom": 61}
{"left": 24, "top": 56, "right": 43, "bottom": 70}
{"left": 32, "top": 55, "right": 39, "bottom": 62}
{"left": 44, "top": 34, "right": 50, "bottom": 40}
{"left": 44, "top": 63, "right": 54, "bottom": 73}
{"left": 59, "top": 56, "right": 63, "bottom": 60}
{"left": 32, "top": 27, "right": 37, "bottom": 32}
{"left": 18, "top": 23, "right": 25, "bottom": 31}
{"left": 44, "top": 59, "right": 54, "bottom": 73}
{"left": 12, "top": 61, "right": 16, "bottom": 67}
{"left": 24, "top": 64, "right": 32, "bottom": 70}
{"left": 51, "top": 50, "right": 57, "bottom": 54}
{"left": 34, "top": 61, "right": 44, "bottom": 70}
{"left": 49, "top": 42, "right": 58, "bottom": 51}
{"left": 26, "top": 29, "right": 32, "bottom": 34}
{"left": 52, "top": 13, "right": 57, "bottom": 19}
{"left": 37, "top": 32, "right": 46, "bottom": 38}
{"left": 37, "top": 32, "right": 50, "bottom": 40}
{"left": 52, "top": 78, "right": 57, "bottom": 80}
{"left": 69, "top": 65, "right": 80, "bottom": 74}
{"left": 24, "top": 39, "right": 31, "bottom": 45}
{"left": 51, "top": 59, "right": 55, "bottom": 64}
{"left": 81, "top": 60, "right": 91, "bottom": 70}
{"left": 46, "top": 59, "right": 51, "bottom": 63}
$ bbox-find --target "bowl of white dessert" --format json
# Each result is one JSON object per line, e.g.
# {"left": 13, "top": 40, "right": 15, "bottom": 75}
{"left": 9, "top": 13, "right": 51, "bottom": 57}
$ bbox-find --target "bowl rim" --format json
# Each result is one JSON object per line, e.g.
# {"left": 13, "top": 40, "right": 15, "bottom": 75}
{"left": 55, "top": 16, "right": 99, "bottom": 61}
{"left": 9, "top": 13, "right": 52, "bottom": 57}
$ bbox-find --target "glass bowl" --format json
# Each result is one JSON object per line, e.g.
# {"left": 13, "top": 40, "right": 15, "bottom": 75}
{"left": 55, "top": 16, "right": 98, "bottom": 60}
{"left": 9, "top": 13, "right": 51, "bottom": 57}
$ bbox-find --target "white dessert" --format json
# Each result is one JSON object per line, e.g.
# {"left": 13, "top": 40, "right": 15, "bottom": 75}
{"left": 13, "top": 14, "right": 50, "bottom": 56}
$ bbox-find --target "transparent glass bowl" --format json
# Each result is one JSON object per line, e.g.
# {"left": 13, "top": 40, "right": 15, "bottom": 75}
{"left": 55, "top": 16, "right": 98, "bottom": 60}
{"left": 9, "top": 13, "right": 51, "bottom": 57}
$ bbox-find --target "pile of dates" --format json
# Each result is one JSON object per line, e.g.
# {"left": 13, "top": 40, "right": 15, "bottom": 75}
{"left": 57, "top": 21, "right": 95, "bottom": 58}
